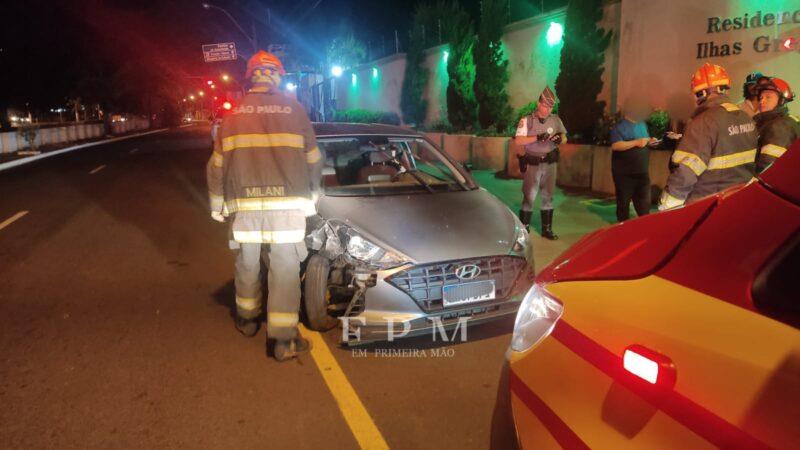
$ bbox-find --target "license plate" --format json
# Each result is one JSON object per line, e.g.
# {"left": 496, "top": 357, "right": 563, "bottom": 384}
{"left": 442, "top": 280, "right": 496, "bottom": 306}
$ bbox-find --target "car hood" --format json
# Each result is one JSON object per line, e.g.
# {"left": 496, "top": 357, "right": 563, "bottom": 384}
{"left": 318, "top": 189, "right": 518, "bottom": 263}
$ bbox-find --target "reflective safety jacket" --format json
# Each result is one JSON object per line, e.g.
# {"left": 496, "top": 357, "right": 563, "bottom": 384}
{"left": 660, "top": 96, "right": 757, "bottom": 209}
{"left": 206, "top": 86, "right": 323, "bottom": 244}
{"left": 754, "top": 106, "right": 800, "bottom": 173}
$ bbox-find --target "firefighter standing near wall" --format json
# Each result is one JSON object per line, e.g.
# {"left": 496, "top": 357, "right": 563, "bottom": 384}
{"left": 659, "top": 63, "right": 757, "bottom": 210}
{"left": 753, "top": 77, "right": 800, "bottom": 173}
{"left": 738, "top": 72, "right": 765, "bottom": 118}
{"left": 514, "top": 86, "right": 567, "bottom": 240}
{"left": 207, "top": 51, "right": 323, "bottom": 361}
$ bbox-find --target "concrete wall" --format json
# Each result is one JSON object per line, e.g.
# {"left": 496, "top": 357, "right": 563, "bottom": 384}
{"left": 333, "top": 53, "right": 407, "bottom": 121}
{"left": 615, "top": 0, "right": 800, "bottom": 120}
{"left": 0, "top": 119, "right": 149, "bottom": 154}
{"left": 336, "top": 0, "right": 799, "bottom": 125}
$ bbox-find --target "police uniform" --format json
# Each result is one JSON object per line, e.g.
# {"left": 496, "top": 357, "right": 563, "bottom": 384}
{"left": 754, "top": 107, "right": 800, "bottom": 173}
{"left": 660, "top": 95, "right": 757, "bottom": 208}
{"left": 516, "top": 113, "right": 566, "bottom": 213}
{"left": 207, "top": 82, "right": 322, "bottom": 342}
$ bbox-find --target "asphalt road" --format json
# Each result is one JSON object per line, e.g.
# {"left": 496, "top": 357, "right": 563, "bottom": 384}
{"left": 0, "top": 125, "right": 607, "bottom": 449}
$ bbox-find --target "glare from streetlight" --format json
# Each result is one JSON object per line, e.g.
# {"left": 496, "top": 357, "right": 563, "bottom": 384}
{"left": 221, "top": 74, "right": 230, "bottom": 82}
{"left": 189, "top": 94, "right": 195, "bottom": 100}
{"left": 198, "top": 91, "right": 205, "bottom": 96}
{"left": 286, "top": 82, "right": 297, "bottom": 91}
{"left": 331, "top": 65, "right": 343, "bottom": 77}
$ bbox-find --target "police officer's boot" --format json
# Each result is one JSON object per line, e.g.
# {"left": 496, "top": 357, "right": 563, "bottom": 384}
{"left": 541, "top": 210, "right": 558, "bottom": 240}
{"left": 235, "top": 315, "right": 260, "bottom": 337}
{"left": 518, "top": 210, "right": 532, "bottom": 232}
{"left": 272, "top": 337, "right": 312, "bottom": 362}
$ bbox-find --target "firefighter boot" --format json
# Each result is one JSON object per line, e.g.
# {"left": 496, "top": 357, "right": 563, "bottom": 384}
{"left": 518, "top": 210, "right": 532, "bottom": 232}
{"left": 541, "top": 210, "right": 558, "bottom": 240}
{"left": 272, "top": 337, "right": 312, "bottom": 362}
{"left": 235, "top": 315, "right": 260, "bottom": 337}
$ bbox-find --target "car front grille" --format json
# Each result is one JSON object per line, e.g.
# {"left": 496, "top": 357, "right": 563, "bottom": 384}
{"left": 386, "top": 256, "right": 529, "bottom": 312}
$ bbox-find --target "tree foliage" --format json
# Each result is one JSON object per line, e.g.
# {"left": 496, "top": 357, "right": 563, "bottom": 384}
{"left": 473, "top": 0, "right": 512, "bottom": 132}
{"left": 442, "top": 1, "right": 478, "bottom": 132}
{"left": 326, "top": 33, "right": 367, "bottom": 70}
{"left": 400, "top": 4, "right": 432, "bottom": 125}
{"left": 554, "top": 0, "right": 612, "bottom": 141}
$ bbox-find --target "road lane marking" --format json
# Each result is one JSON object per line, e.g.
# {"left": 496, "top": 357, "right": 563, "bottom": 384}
{"left": 298, "top": 325, "right": 389, "bottom": 450}
{"left": 0, "top": 210, "right": 29, "bottom": 232}
{"left": 88, "top": 164, "right": 106, "bottom": 174}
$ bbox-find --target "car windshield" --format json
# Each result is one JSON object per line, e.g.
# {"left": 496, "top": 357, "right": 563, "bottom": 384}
{"left": 318, "top": 136, "right": 474, "bottom": 196}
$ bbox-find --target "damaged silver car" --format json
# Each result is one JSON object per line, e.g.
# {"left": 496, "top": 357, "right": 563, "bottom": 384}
{"left": 304, "top": 123, "right": 534, "bottom": 345}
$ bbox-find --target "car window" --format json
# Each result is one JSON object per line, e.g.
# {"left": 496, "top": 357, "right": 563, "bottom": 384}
{"left": 752, "top": 233, "right": 800, "bottom": 329}
{"left": 318, "top": 136, "right": 473, "bottom": 196}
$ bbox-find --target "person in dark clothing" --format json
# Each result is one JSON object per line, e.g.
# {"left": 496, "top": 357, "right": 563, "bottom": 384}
{"left": 609, "top": 99, "right": 657, "bottom": 222}
{"left": 753, "top": 77, "right": 800, "bottom": 173}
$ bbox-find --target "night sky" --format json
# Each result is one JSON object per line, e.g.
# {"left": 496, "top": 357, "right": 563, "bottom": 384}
{"left": 0, "top": 0, "right": 555, "bottom": 112}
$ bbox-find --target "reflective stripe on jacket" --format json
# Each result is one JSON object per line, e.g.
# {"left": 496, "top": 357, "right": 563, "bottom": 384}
{"left": 754, "top": 108, "right": 800, "bottom": 173}
{"left": 662, "top": 96, "right": 757, "bottom": 207}
{"left": 206, "top": 86, "right": 323, "bottom": 244}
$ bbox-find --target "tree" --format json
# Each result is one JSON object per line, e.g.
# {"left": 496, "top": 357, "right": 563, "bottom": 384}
{"left": 554, "top": 0, "right": 612, "bottom": 141}
{"left": 443, "top": 1, "right": 478, "bottom": 131}
{"left": 400, "top": 4, "right": 431, "bottom": 125}
{"left": 326, "top": 33, "right": 367, "bottom": 70}
{"left": 473, "top": 0, "right": 512, "bottom": 132}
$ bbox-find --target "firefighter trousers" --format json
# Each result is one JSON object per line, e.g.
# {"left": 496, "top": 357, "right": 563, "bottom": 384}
{"left": 521, "top": 162, "right": 557, "bottom": 212}
{"left": 234, "top": 242, "right": 308, "bottom": 340}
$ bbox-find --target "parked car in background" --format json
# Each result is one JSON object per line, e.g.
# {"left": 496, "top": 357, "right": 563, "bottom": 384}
{"left": 503, "top": 141, "right": 800, "bottom": 449}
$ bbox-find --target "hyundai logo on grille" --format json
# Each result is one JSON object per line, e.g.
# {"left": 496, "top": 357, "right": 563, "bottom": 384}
{"left": 455, "top": 264, "right": 481, "bottom": 280}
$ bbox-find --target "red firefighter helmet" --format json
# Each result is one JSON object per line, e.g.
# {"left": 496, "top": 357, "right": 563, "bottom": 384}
{"left": 246, "top": 50, "right": 285, "bottom": 78}
{"left": 757, "top": 77, "right": 794, "bottom": 103}
{"left": 690, "top": 63, "right": 731, "bottom": 95}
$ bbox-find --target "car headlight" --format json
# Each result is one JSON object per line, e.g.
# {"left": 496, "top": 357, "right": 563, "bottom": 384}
{"left": 345, "top": 231, "right": 409, "bottom": 270}
{"left": 512, "top": 225, "right": 529, "bottom": 253}
{"left": 510, "top": 284, "right": 564, "bottom": 353}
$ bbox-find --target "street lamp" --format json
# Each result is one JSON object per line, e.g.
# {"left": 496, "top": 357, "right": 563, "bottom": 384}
{"left": 221, "top": 74, "right": 230, "bottom": 82}
{"left": 189, "top": 94, "right": 196, "bottom": 100}
{"left": 331, "top": 65, "right": 343, "bottom": 77}
{"left": 198, "top": 91, "right": 205, "bottom": 97}
{"left": 202, "top": 2, "right": 257, "bottom": 53}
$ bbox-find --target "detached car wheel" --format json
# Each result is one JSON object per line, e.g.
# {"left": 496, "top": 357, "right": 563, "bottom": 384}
{"left": 303, "top": 254, "right": 339, "bottom": 331}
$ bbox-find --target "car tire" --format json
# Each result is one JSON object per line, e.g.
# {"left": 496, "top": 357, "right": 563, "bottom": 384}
{"left": 304, "top": 254, "right": 339, "bottom": 331}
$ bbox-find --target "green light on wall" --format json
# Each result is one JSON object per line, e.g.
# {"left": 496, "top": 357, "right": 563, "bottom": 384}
{"left": 546, "top": 22, "right": 564, "bottom": 46}
{"left": 372, "top": 67, "right": 379, "bottom": 79}
{"left": 443, "top": 50, "right": 449, "bottom": 63}
{"left": 351, "top": 73, "right": 357, "bottom": 86}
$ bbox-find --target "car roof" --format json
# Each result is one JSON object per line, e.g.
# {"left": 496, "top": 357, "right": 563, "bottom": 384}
{"left": 312, "top": 122, "right": 422, "bottom": 139}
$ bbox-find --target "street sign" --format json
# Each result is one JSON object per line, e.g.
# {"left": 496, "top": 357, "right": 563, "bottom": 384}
{"left": 202, "top": 43, "right": 237, "bottom": 62}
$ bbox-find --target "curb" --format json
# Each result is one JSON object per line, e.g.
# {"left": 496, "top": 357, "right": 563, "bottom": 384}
{"left": 0, "top": 128, "right": 170, "bottom": 172}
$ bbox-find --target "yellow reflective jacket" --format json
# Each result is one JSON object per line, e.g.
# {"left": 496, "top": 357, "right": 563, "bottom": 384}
{"left": 661, "top": 96, "right": 757, "bottom": 208}
{"left": 207, "top": 86, "right": 323, "bottom": 244}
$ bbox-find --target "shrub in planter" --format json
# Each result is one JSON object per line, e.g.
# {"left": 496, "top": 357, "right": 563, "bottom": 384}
{"left": 646, "top": 109, "right": 670, "bottom": 139}
{"left": 332, "top": 109, "right": 401, "bottom": 125}
{"left": 426, "top": 120, "right": 454, "bottom": 134}
{"left": 593, "top": 111, "right": 622, "bottom": 146}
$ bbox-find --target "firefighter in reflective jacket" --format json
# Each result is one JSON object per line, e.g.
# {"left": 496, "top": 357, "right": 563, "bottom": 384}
{"left": 206, "top": 50, "right": 323, "bottom": 361}
{"left": 659, "top": 63, "right": 757, "bottom": 210}
{"left": 753, "top": 77, "right": 800, "bottom": 173}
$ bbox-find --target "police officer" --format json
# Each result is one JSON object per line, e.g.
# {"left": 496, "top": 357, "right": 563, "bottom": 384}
{"left": 753, "top": 77, "right": 799, "bottom": 173}
{"left": 659, "top": 63, "right": 757, "bottom": 210}
{"left": 738, "top": 72, "right": 766, "bottom": 118}
{"left": 207, "top": 51, "right": 323, "bottom": 361}
{"left": 514, "top": 86, "right": 567, "bottom": 240}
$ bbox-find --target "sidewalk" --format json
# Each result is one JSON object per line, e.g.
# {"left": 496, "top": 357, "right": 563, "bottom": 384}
{"left": 472, "top": 170, "right": 617, "bottom": 272}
